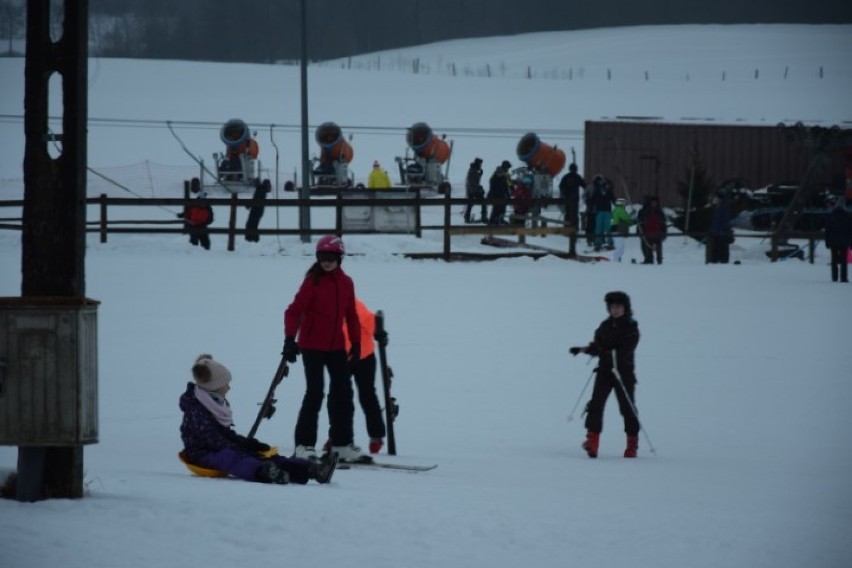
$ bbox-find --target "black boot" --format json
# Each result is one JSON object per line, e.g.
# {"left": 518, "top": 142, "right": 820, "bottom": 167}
{"left": 257, "top": 461, "right": 290, "bottom": 484}
{"left": 310, "top": 451, "right": 339, "bottom": 484}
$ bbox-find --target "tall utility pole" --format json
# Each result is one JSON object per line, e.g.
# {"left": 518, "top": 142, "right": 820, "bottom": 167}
{"left": 299, "top": 0, "right": 311, "bottom": 243}
{"left": 17, "top": 0, "right": 92, "bottom": 501}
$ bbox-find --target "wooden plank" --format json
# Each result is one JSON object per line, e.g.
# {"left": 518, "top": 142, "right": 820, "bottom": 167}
{"left": 447, "top": 225, "right": 572, "bottom": 236}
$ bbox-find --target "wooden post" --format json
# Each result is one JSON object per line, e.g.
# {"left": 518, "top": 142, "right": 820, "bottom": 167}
{"left": 335, "top": 192, "right": 343, "bottom": 235}
{"left": 442, "top": 190, "right": 451, "bottom": 260}
{"left": 414, "top": 188, "right": 422, "bottom": 238}
{"left": 99, "top": 193, "right": 107, "bottom": 243}
{"left": 227, "top": 193, "right": 237, "bottom": 251}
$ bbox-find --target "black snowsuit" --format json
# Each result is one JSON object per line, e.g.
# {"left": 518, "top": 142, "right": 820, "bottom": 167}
{"left": 824, "top": 205, "right": 852, "bottom": 282}
{"left": 245, "top": 183, "right": 270, "bottom": 242}
{"left": 582, "top": 315, "right": 641, "bottom": 436}
{"left": 464, "top": 162, "right": 486, "bottom": 223}
{"left": 559, "top": 171, "right": 585, "bottom": 226}
{"left": 559, "top": 170, "right": 585, "bottom": 255}
{"left": 487, "top": 167, "right": 511, "bottom": 225}
{"left": 707, "top": 197, "right": 732, "bottom": 264}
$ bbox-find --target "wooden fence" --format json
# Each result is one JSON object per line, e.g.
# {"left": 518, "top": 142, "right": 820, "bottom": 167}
{"left": 0, "top": 193, "right": 821, "bottom": 262}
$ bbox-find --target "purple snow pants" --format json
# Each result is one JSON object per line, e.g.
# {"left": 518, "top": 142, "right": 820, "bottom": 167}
{"left": 197, "top": 448, "right": 312, "bottom": 484}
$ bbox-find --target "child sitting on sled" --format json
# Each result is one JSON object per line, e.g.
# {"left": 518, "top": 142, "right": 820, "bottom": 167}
{"left": 179, "top": 354, "right": 337, "bottom": 484}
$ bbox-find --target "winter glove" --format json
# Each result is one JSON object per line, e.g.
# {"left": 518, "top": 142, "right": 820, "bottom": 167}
{"left": 374, "top": 329, "right": 389, "bottom": 348}
{"left": 245, "top": 439, "right": 271, "bottom": 454}
{"left": 282, "top": 337, "right": 300, "bottom": 363}
{"left": 348, "top": 343, "right": 361, "bottom": 369}
{"left": 569, "top": 346, "right": 584, "bottom": 356}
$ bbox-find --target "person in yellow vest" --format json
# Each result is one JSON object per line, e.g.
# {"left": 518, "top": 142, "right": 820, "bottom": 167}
{"left": 331, "top": 298, "right": 389, "bottom": 454}
{"left": 367, "top": 160, "right": 392, "bottom": 189}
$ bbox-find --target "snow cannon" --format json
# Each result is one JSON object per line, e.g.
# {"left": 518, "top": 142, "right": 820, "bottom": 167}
{"left": 220, "top": 119, "right": 251, "bottom": 149}
{"left": 516, "top": 132, "right": 566, "bottom": 176}
{"left": 406, "top": 122, "right": 451, "bottom": 164}
{"left": 211, "top": 119, "right": 262, "bottom": 190}
{"left": 315, "top": 122, "right": 354, "bottom": 164}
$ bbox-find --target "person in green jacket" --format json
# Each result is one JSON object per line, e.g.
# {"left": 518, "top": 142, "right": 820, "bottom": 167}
{"left": 610, "top": 198, "right": 635, "bottom": 262}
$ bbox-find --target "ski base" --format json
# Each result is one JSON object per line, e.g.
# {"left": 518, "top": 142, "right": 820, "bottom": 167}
{"left": 337, "top": 460, "right": 437, "bottom": 472}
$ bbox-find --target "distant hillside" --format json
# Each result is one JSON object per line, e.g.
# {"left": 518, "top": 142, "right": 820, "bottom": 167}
{"left": 2, "top": 0, "right": 851, "bottom": 62}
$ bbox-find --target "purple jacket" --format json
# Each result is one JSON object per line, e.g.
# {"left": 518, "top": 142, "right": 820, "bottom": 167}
{"left": 179, "top": 383, "right": 251, "bottom": 463}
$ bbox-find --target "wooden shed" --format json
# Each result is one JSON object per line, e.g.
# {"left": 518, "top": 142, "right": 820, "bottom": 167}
{"left": 583, "top": 119, "right": 849, "bottom": 208}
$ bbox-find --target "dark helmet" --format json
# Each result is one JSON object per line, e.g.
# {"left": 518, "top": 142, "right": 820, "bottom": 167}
{"left": 569, "top": 163, "right": 578, "bottom": 172}
{"left": 604, "top": 291, "right": 632, "bottom": 313}
{"left": 501, "top": 160, "right": 512, "bottom": 170}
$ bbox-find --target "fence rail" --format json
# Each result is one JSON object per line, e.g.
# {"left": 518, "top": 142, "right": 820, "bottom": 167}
{"left": 0, "top": 193, "right": 822, "bottom": 262}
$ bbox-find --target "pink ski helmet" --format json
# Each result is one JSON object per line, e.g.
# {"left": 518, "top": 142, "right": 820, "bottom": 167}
{"left": 316, "top": 234, "right": 345, "bottom": 255}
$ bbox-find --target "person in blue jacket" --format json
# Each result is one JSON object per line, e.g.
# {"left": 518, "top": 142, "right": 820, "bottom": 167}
{"left": 707, "top": 190, "right": 732, "bottom": 264}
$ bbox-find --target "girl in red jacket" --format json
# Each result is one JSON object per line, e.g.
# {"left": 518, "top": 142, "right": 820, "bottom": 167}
{"left": 283, "top": 235, "right": 366, "bottom": 462}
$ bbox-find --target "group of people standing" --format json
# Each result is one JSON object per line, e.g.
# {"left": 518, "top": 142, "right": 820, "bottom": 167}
{"left": 557, "top": 166, "right": 668, "bottom": 263}
{"left": 464, "top": 157, "right": 515, "bottom": 226}
{"left": 179, "top": 234, "right": 391, "bottom": 485}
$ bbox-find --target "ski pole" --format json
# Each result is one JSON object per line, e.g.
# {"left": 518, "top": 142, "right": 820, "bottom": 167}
{"left": 247, "top": 355, "right": 289, "bottom": 440}
{"left": 567, "top": 365, "right": 596, "bottom": 423}
{"left": 610, "top": 351, "right": 657, "bottom": 455}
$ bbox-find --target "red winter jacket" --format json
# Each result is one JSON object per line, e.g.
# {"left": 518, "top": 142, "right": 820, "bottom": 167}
{"left": 284, "top": 267, "right": 360, "bottom": 352}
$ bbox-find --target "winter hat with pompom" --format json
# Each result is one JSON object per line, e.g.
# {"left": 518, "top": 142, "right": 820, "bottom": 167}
{"left": 191, "top": 354, "right": 232, "bottom": 392}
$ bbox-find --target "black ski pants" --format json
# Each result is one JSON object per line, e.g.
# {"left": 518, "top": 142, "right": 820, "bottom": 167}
{"left": 294, "top": 349, "right": 355, "bottom": 448}
{"left": 188, "top": 226, "right": 210, "bottom": 250}
{"left": 464, "top": 191, "right": 487, "bottom": 222}
{"left": 584, "top": 370, "right": 639, "bottom": 436}
{"left": 830, "top": 247, "right": 849, "bottom": 282}
{"left": 641, "top": 236, "right": 664, "bottom": 264}
{"left": 708, "top": 235, "right": 730, "bottom": 264}
{"left": 349, "top": 353, "right": 386, "bottom": 439}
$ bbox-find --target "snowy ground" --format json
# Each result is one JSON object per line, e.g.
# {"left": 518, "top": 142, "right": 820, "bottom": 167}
{"left": 1, "top": 24, "right": 851, "bottom": 568}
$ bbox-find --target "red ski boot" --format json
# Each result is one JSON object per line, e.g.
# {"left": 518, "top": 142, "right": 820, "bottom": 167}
{"left": 624, "top": 435, "right": 639, "bottom": 458}
{"left": 369, "top": 437, "right": 384, "bottom": 455}
{"left": 582, "top": 431, "right": 600, "bottom": 458}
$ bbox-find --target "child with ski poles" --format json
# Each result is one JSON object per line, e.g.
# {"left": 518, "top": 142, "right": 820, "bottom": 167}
{"left": 569, "top": 291, "right": 641, "bottom": 458}
{"left": 179, "top": 354, "right": 337, "bottom": 484}
{"left": 283, "top": 234, "right": 367, "bottom": 463}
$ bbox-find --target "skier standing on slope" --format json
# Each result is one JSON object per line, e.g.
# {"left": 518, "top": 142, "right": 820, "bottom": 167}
{"left": 569, "top": 291, "right": 641, "bottom": 458}
{"left": 283, "top": 235, "right": 368, "bottom": 463}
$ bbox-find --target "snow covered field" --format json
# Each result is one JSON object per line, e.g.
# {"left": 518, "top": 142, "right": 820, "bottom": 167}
{"left": 1, "top": 24, "right": 851, "bottom": 568}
